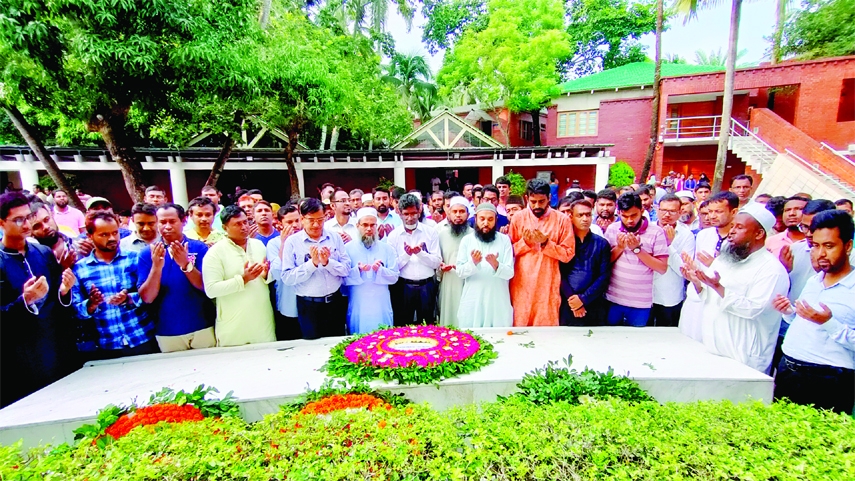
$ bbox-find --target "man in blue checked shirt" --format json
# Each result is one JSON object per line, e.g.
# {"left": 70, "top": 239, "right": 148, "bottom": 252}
{"left": 72, "top": 211, "right": 156, "bottom": 361}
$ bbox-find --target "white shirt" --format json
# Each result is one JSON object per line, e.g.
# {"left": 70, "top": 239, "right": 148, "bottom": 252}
{"left": 119, "top": 233, "right": 159, "bottom": 254}
{"left": 387, "top": 223, "right": 442, "bottom": 281}
{"left": 590, "top": 224, "right": 604, "bottom": 238}
{"left": 699, "top": 248, "right": 790, "bottom": 373}
{"left": 653, "top": 223, "right": 696, "bottom": 307}
{"left": 782, "top": 270, "right": 855, "bottom": 369}
{"left": 324, "top": 216, "right": 359, "bottom": 243}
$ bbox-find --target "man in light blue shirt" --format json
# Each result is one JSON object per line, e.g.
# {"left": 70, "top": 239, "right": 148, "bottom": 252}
{"left": 281, "top": 198, "right": 350, "bottom": 339}
{"left": 267, "top": 202, "right": 302, "bottom": 340}
{"left": 773, "top": 210, "right": 855, "bottom": 414}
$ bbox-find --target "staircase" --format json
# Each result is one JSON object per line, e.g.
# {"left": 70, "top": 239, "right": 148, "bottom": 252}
{"left": 728, "top": 121, "right": 778, "bottom": 175}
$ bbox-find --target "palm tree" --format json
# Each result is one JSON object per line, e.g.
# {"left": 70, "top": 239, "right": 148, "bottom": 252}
{"left": 640, "top": 0, "right": 665, "bottom": 184}
{"left": 663, "top": 53, "right": 688, "bottom": 64}
{"left": 694, "top": 47, "right": 748, "bottom": 66}
{"left": 327, "top": 0, "right": 415, "bottom": 39}
{"left": 770, "top": 0, "right": 793, "bottom": 64}
{"left": 676, "top": 0, "right": 743, "bottom": 192}
{"left": 383, "top": 53, "right": 439, "bottom": 118}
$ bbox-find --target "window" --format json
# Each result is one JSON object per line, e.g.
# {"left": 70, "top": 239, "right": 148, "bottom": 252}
{"left": 838, "top": 78, "right": 854, "bottom": 123}
{"left": 480, "top": 120, "right": 493, "bottom": 136}
{"left": 520, "top": 120, "right": 533, "bottom": 140}
{"left": 556, "top": 110, "right": 598, "bottom": 137}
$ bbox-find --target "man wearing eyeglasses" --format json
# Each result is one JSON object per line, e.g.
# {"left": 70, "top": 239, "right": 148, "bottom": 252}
{"left": 0, "top": 192, "right": 77, "bottom": 407}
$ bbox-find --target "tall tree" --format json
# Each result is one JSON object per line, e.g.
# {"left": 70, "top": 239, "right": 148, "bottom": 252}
{"left": 676, "top": 0, "right": 743, "bottom": 192}
{"left": 437, "top": 0, "right": 571, "bottom": 146}
{"left": 694, "top": 47, "right": 748, "bottom": 66}
{"left": 640, "top": 0, "right": 664, "bottom": 184}
{"left": 383, "top": 53, "right": 439, "bottom": 119}
{"left": 0, "top": 0, "right": 263, "bottom": 202}
{"left": 780, "top": 0, "right": 855, "bottom": 59}
{"left": 770, "top": 0, "right": 793, "bottom": 64}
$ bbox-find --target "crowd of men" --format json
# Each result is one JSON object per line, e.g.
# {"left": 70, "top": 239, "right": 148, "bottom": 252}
{"left": 2, "top": 175, "right": 854, "bottom": 414}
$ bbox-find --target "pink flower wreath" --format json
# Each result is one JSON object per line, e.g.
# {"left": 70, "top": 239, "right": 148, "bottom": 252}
{"left": 344, "top": 326, "right": 481, "bottom": 368}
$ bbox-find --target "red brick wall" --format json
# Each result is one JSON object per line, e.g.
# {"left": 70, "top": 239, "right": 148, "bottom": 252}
{"left": 546, "top": 98, "right": 653, "bottom": 177}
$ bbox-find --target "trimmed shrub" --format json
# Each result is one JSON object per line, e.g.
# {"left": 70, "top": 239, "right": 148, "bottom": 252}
{"left": 608, "top": 161, "right": 636, "bottom": 187}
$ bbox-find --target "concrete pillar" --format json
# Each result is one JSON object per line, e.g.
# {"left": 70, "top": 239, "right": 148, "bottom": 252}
{"left": 393, "top": 166, "right": 406, "bottom": 189}
{"left": 295, "top": 166, "right": 305, "bottom": 198}
{"left": 491, "top": 162, "right": 504, "bottom": 183}
{"left": 168, "top": 165, "right": 188, "bottom": 207}
{"left": 595, "top": 161, "right": 612, "bottom": 191}
{"left": 18, "top": 163, "right": 40, "bottom": 192}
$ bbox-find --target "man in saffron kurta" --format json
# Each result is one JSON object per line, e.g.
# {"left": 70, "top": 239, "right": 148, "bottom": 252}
{"left": 509, "top": 179, "right": 575, "bottom": 326}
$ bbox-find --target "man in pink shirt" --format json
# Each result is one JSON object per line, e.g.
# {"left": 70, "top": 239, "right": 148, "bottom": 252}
{"left": 51, "top": 189, "right": 86, "bottom": 236}
{"left": 766, "top": 195, "right": 809, "bottom": 259}
{"left": 605, "top": 192, "right": 669, "bottom": 326}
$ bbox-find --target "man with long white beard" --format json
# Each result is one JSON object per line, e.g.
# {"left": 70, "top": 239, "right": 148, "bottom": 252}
{"left": 455, "top": 203, "right": 514, "bottom": 328}
{"left": 682, "top": 203, "right": 789, "bottom": 373}
{"left": 343, "top": 208, "right": 400, "bottom": 334}
{"left": 437, "top": 196, "right": 471, "bottom": 327}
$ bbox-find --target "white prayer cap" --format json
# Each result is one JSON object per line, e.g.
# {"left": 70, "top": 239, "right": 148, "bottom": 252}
{"left": 475, "top": 202, "right": 497, "bottom": 214}
{"left": 361, "top": 193, "right": 373, "bottom": 203}
{"left": 355, "top": 207, "right": 378, "bottom": 223}
{"left": 449, "top": 196, "right": 469, "bottom": 211}
{"left": 675, "top": 190, "right": 695, "bottom": 201}
{"left": 739, "top": 202, "right": 776, "bottom": 236}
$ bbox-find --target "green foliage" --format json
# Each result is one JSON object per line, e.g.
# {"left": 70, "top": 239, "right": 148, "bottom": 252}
{"left": 608, "top": 161, "right": 636, "bottom": 187}
{"left": 437, "top": 0, "right": 571, "bottom": 114}
{"left": 421, "top": 0, "right": 490, "bottom": 54}
{"left": 694, "top": 47, "right": 750, "bottom": 67}
{"left": 782, "top": 0, "right": 855, "bottom": 59}
{"left": 505, "top": 170, "right": 527, "bottom": 196}
{"left": 38, "top": 173, "right": 79, "bottom": 192}
{"left": 5, "top": 399, "right": 855, "bottom": 479}
{"left": 565, "top": 0, "right": 661, "bottom": 77}
{"left": 505, "top": 356, "right": 654, "bottom": 405}
{"left": 376, "top": 176, "right": 396, "bottom": 190}
{"left": 280, "top": 380, "right": 411, "bottom": 413}
{"left": 322, "top": 327, "right": 498, "bottom": 385}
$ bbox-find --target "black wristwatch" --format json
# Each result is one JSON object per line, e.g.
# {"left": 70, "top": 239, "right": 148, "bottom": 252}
{"left": 632, "top": 246, "right": 642, "bottom": 254}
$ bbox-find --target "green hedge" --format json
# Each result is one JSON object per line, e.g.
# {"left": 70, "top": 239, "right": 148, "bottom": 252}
{"left": 3, "top": 399, "right": 854, "bottom": 480}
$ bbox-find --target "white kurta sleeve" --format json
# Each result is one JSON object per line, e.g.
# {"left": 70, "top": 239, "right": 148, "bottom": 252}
{"left": 455, "top": 238, "right": 477, "bottom": 280}
{"left": 493, "top": 236, "right": 515, "bottom": 281}
{"left": 374, "top": 246, "right": 399, "bottom": 286}
{"left": 720, "top": 268, "right": 789, "bottom": 320}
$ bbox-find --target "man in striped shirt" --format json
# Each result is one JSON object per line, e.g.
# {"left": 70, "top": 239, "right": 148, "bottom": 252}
{"left": 604, "top": 192, "right": 669, "bottom": 327}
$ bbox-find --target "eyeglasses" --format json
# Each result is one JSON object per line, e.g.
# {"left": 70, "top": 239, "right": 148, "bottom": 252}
{"left": 304, "top": 216, "right": 325, "bottom": 225}
{"left": 798, "top": 223, "right": 811, "bottom": 233}
{"left": 6, "top": 216, "right": 28, "bottom": 227}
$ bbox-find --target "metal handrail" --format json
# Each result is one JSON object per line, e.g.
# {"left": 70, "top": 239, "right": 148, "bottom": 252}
{"left": 820, "top": 142, "right": 855, "bottom": 168}
{"left": 662, "top": 115, "right": 722, "bottom": 140}
{"left": 729, "top": 119, "right": 780, "bottom": 155}
{"left": 785, "top": 148, "right": 855, "bottom": 196}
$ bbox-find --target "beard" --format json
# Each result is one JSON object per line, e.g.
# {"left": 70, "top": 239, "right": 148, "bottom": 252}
{"left": 361, "top": 233, "right": 375, "bottom": 248}
{"left": 450, "top": 221, "right": 470, "bottom": 237}
{"left": 532, "top": 208, "right": 546, "bottom": 218}
{"left": 622, "top": 220, "right": 643, "bottom": 233}
{"left": 55, "top": 199, "right": 68, "bottom": 208}
{"left": 787, "top": 224, "right": 800, "bottom": 232}
{"left": 474, "top": 226, "right": 497, "bottom": 243}
{"left": 376, "top": 204, "right": 388, "bottom": 214}
{"left": 598, "top": 210, "right": 614, "bottom": 220}
{"left": 722, "top": 241, "right": 752, "bottom": 262}
{"left": 35, "top": 231, "right": 59, "bottom": 247}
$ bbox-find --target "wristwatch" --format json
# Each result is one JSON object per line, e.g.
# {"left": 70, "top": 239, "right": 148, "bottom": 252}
{"left": 632, "top": 246, "right": 642, "bottom": 254}
{"left": 182, "top": 262, "right": 195, "bottom": 273}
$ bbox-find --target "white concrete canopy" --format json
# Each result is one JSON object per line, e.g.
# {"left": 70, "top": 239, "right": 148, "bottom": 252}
{"left": 0, "top": 327, "right": 771, "bottom": 449}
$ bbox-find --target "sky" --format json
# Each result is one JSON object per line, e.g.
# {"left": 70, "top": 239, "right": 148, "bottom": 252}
{"left": 385, "top": 1, "right": 778, "bottom": 77}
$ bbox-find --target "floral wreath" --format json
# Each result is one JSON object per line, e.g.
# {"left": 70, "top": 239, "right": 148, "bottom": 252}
{"left": 322, "top": 325, "right": 497, "bottom": 385}
{"left": 73, "top": 385, "right": 239, "bottom": 447}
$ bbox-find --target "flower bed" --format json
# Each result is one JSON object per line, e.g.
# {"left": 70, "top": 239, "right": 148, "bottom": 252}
{"left": 323, "top": 325, "right": 497, "bottom": 384}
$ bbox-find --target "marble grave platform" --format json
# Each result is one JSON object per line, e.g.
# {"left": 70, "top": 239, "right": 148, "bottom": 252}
{"left": 0, "top": 327, "right": 772, "bottom": 448}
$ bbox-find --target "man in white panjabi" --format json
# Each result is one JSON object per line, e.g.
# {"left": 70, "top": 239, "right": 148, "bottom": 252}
{"left": 681, "top": 202, "right": 789, "bottom": 373}
{"left": 437, "top": 196, "right": 471, "bottom": 327}
{"left": 455, "top": 203, "right": 514, "bottom": 328}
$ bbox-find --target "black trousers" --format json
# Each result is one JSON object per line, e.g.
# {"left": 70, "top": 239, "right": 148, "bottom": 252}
{"left": 274, "top": 313, "right": 302, "bottom": 341}
{"left": 391, "top": 278, "right": 437, "bottom": 326}
{"left": 296, "top": 291, "right": 346, "bottom": 340}
{"left": 559, "top": 299, "right": 606, "bottom": 326}
{"left": 650, "top": 302, "right": 683, "bottom": 327}
{"left": 774, "top": 355, "right": 855, "bottom": 414}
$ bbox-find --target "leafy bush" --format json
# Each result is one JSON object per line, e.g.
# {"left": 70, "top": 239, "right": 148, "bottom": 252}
{"left": 506, "top": 355, "right": 653, "bottom": 405}
{"left": 608, "top": 161, "right": 636, "bottom": 187}
{"left": 505, "top": 170, "right": 527, "bottom": 196}
{"left": 4, "top": 400, "right": 855, "bottom": 480}
{"left": 280, "top": 380, "right": 411, "bottom": 414}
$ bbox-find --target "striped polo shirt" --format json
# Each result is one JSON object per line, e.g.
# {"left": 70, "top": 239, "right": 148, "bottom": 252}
{"left": 604, "top": 219, "right": 669, "bottom": 309}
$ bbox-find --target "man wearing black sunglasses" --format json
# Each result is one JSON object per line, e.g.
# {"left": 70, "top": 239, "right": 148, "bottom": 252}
{"left": 0, "top": 192, "right": 77, "bottom": 407}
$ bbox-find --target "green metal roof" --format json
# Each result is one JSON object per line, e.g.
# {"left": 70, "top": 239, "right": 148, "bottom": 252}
{"left": 560, "top": 62, "right": 725, "bottom": 94}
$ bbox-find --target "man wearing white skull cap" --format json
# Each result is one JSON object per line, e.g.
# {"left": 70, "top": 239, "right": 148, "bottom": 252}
{"left": 681, "top": 201, "right": 790, "bottom": 373}
{"left": 437, "top": 196, "right": 472, "bottom": 327}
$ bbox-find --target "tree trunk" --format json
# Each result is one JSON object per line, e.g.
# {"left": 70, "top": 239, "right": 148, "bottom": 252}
{"left": 713, "top": 0, "right": 742, "bottom": 193}
{"left": 206, "top": 136, "right": 235, "bottom": 188}
{"left": 640, "top": 0, "right": 664, "bottom": 184}
{"left": 329, "top": 126, "right": 340, "bottom": 151}
{"left": 529, "top": 110, "right": 542, "bottom": 146}
{"left": 284, "top": 128, "right": 302, "bottom": 201}
{"left": 771, "top": 0, "right": 786, "bottom": 64}
{"left": 88, "top": 108, "right": 148, "bottom": 203}
{"left": 259, "top": 0, "right": 272, "bottom": 29}
{"left": 318, "top": 124, "right": 328, "bottom": 151}
{"left": 4, "top": 105, "right": 85, "bottom": 211}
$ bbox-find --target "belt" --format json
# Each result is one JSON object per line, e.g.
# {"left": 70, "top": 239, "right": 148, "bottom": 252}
{"left": 401, "top": 277, "right": 432, "bottom": 286}
{"left": 298, "top": 291, "right": 340, "bottom": 303}
{"left": 782, "top": 355, "right": 855, "bottom": 375}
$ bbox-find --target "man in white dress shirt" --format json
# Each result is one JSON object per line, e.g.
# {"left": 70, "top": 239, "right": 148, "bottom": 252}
{"left": 387, "top": 193, "right": 442, "bottom": 325}
{"left": 651, "top": 194, "right": 695, "bottom": 327}
{"left": 682, "top": 202, "right": 789, "bottom": 373}
{"left": 324, "top": 189, "right": 358, "bottom": 244}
